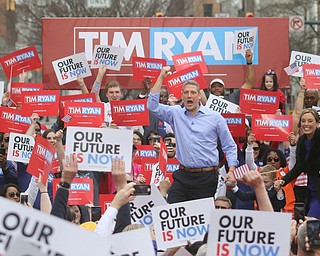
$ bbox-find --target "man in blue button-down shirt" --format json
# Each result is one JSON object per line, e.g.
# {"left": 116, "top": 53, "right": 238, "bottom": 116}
{"left": 147, "top": 66, "right": 238, "bottom": 203}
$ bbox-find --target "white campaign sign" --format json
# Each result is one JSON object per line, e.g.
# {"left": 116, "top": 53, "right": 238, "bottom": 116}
{"left": 65, "top": 126, "right": 133, "bottom": 172}
{"left": 110, "top": 227, "right": 155, "bottom": 255}
{"left": 289, "top": 51, "right": 320, "bottom": 77}
{"left": 206, "top": 209, "right": 291, "bottom": 256}
{"left": 152, "top": 197, "right": 214, "bottom": 250}
{"left": 130, "top": 184, "right": 167, "bottom": 226}
{"left": 5, "top": 236, "right": 46, "bottom": 256}
{"left": 52, "top": 52, "right": 92, "bottom": 85}
{"left": 7, "top": 133, "right": 35, "bottom": 164}
{"left": 205, "top": 94, "right": 239, "bottom": 114}
{"left": 234, "top": 27, "right": 257, "bottom": 55}
{"left": 91, "top": 45, "right": 126, "bottom": 71}
{"left": 0, "top": 197, "right": 110, "bottom": 256}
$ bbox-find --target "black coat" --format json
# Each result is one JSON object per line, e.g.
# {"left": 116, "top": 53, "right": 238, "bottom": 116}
{"left": 282, "top": 128, "right": 320, "bottom": 198}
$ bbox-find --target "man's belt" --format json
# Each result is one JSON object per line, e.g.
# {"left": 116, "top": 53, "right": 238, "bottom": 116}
{"left": 179, "top": 164, "right": 218, "bottom": 173}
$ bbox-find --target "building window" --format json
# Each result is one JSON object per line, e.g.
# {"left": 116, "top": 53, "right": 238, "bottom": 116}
{"left": 203, "top": 4, "right": 213, "bottom": 17}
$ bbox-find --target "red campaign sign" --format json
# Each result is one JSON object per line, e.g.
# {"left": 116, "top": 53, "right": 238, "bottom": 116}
{"left": 99, "top": 194, "right": 116, "bottom": 214}
{"left": 0, "top": 106, "right": 31, "bottom": 134}
{"left": 303, "top": 64, "right": 320, "bottom": 89}
{"left": 172, "top": 51, "right": 208, "bottom": 74}
{"left": 10, "top": 82, "right": 43, "bottom": 107}
{"left": 42, "top": 18, "right": 289, "bottom": 90}
{"left": 140, "top": 157, "right": 158, "bottom": 185}
{"left": 132, "top": 57, "right": 166, "bottom": 82}
{"left": 64, "top": 101, "right": 104, "bottom": 127}
{"left": 110, "top": 99, "right": 150, "bottom": 126}
{"left": 163, "top": 65, "right": 207, "bottom": 98}
{"left": 166, "top": 158, "right": 180, "bottom": 173}
{"left": 239, "top": 88, "right": 280, "bottom": 115}
{"left": 135, "top": 145, "right": 157, "bottom": 158}
{"left": 52, "top": 178, "right": 94, "bottom": 205}
{"left": 20, "top": 90, "right": 60, "bottom": 117}
{"left": 51, "top": 153, "right": 60, "bottom": 174}
{"left": 0, "top": 46, "right": 42, "bottom": 79}
{"left": 251, "top": 114, "right": 292, "bottom": 142}
{"left": 159, "top": 139, "right": 167, "bottom": 175}
{"left": 26, "top": 136, "right": 55, "bottom": 183}
{"left": 59, "top": 92, "right": 96, "bottom": 117}
{"left": 222, "top": 113, "right": 246, "bottom": 138}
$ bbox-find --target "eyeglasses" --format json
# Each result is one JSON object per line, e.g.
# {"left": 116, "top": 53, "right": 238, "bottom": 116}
{"left": 266, "top": 69, "right": 275, "bottom": 75}
{"left": 8, "top": 192, "right": 20, "bottom": 198}
{"left": 215, "top": 206, "right": 228, "bottom": 209}
{"left": 3, "top": 137, "right": 9, "bottom": 143}
{"left": 253, "top": 147, "right": 260, "bottom": 151}
{"left": 267, "top": 157, "right": 280, "bottom": 163}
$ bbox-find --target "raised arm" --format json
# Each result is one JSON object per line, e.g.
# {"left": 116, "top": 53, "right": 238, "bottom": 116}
{"left": 292, "top": 78, "right": 305, "bottom": 135}
{"left": 76, "top": 75, "right": 89, "bottom": 94}
{"left": 91, "top": 67, "right": 107, "bottom": 102}
{"left": 151, "top": 66, "right": 171, "bottom": 94}
{"left": 25, "top": 113, "right": 39, "bottom": 137}
{"left": 241, "top": 49, "right": 255, "bottom": 89}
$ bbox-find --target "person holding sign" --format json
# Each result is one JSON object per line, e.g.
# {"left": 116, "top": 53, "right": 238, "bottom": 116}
{"left": 260, "top": 69, "right": 286, "bottom": 114}
{"left": 275, "top": 109, "right": 320, "bottom": 219}
{"left": 148, "top": 67, "right": 238, "bottom": 203}
{"left": 203, "top": 49, "right": 254, "bottom": 105}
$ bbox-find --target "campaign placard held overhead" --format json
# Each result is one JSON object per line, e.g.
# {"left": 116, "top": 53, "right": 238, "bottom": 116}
{"left": 239, "top": 88, "right": 280, "bottom": 115}
{"left": 7, "top": 133, "right": 35, "bottom": 164}
{"left": 222, "top": 113, "right": 246, "bottom": 137}
{"left": 152, "top": 197, "right": 214, "bottom": 250}
{"left": 206, "top": 209, "right": 291, "bottom": 256}
{"left": 59, "top": 92, "right": 96, "bottom": 117}
{"left": 91, "top": 45, "right": 125, "bottom": 70}
{"left": 10, "top": 82, "right": 43, "bottom": 107}
{"left": 251, "top": 114, "right": 292, "bottom": 141}
{"left": 289, "top": 50, "right": 320, "bottom": 77}
{"left": 303, "top": 64, "right": 320, "bottom": 89}
{"left": 130, "top": 184, "right": 167, "bottom": 226}
{"left": 26, "top": 136, "right": 55, "bottom": 183}
{"left": 0, "top": 197, "right": 110, "bottom": 256}
{"left": 110, "top": 99, "right": 150, "bottom": 126}
{"left": 205, "top": 94, "right": 239, "bottom": 114}
{"left": 52, "top": 52, "right": 92, "bottom": 85}
{"left": 0, "top": 46, "right": 42, "bottom": 79}
{"left": 21, "top": 90, "right": 60, "bottom": 116}
{"left": 0, "top": 106, "right": 31, "bottom": 134}
{"left": 234, "top": 27, "right": 257, "bottom": 55}
{"left": 163, "top": 65, "right": 207, "bottom": 98}
{"left": 52, "top": 178, "right": 94, "bottom": 205}
{"left": 65, "top": 126, "right": 133, "bottom": 172}
{"left": 172, "top": 51, "right": 208, "bottom": 73}
{"left": 64, "top": 101, "right": 105, "bottom": 127}
{"left": 132, "top": 56, "right": 166, "bottom": 82}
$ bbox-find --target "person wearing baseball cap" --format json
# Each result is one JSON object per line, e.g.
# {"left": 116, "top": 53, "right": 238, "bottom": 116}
{"left": 203, "top": 49, "right": 254, "bottom": 105}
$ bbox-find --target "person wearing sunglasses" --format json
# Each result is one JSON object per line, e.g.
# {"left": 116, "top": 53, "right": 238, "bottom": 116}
{"left": 164, "top": 133, "right": 177, "bottom": 159}
{"left": 0, "top": 183, "right": 20, "bottom": 203}
{"left": 244, "top": 133, "right": 296, "bottom": 213}
{"left": 260, "top": 69, "right": 286, "bottom": 114}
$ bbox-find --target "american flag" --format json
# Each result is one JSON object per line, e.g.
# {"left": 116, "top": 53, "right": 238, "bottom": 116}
{"left": 284, "top": 62, "right": 299, "bottom": 76}
{"left": 233, "top": 164, "right": 250, "bottom": 179}
{"left": 61, "top": 114, "right": 73, "bottom": 123}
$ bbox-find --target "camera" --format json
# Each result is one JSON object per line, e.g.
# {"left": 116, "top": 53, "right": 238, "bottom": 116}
{"left": 307, "top": 220, "right": 320, "bottom": 249}
{"left": 20, "top": 193, "right": 28, "bottom": 204}
{"left": 133, "top": 185, "right": 151, "bottom": 196}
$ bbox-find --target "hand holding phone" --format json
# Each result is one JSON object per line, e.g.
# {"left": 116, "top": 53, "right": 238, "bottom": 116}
{"left": 133, "top": 185, "right": 151, "bottom": 196}
{"left": 307, "top": 220, "right": 320, "bottom": 249}
{"left": 91, "top": 206, "right": 101, "bottom": 222}
{"left": 294, "top": 203, "right": 305, "bottom": 222}
{"left": 20, "top": 193, "right": 28, "bottom": 204}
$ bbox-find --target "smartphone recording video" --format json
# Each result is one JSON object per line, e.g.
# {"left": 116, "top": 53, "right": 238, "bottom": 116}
{"left": 294, "top": 202, "right": 305, "bottom": 222}
{"left": 20, "top": 193, "right": 28, "bottom": 204}
{"left": 307, "top": 220, "right": 320, "bottom": 249}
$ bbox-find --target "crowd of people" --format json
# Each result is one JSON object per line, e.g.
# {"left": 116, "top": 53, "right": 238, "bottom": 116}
{"left": 0, "top": 48, "right": 320, "bottom": 256}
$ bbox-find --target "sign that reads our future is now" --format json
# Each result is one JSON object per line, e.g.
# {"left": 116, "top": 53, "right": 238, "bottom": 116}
{"left": 65, "top": 126, "right": 133, "bottom": 172}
